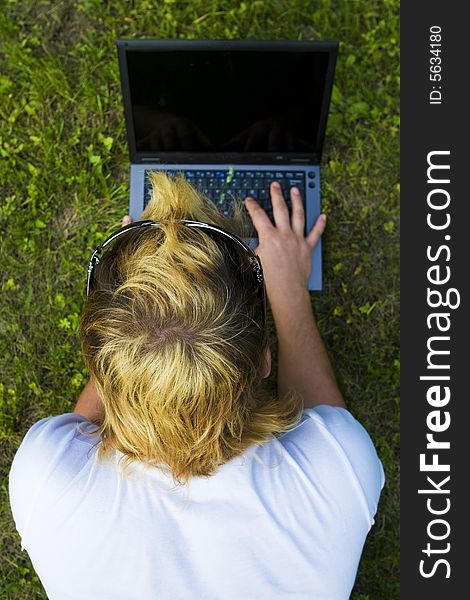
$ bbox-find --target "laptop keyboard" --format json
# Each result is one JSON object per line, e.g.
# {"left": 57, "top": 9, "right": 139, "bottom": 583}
{"left": 143, "top": 169, "right": 311, "bottom": 222}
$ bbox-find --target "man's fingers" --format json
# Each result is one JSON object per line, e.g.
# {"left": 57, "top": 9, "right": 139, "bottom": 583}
{"left": 305, "top": 213, "right": 327, "bottom": 249}
{"left": 290, "top": 187, "right": 305, "bottom": 236}
{"left": 244, "top": 197, "right": 273, "bottom": 237}
{"left": 122, "top": 215, "right": 132, "bottom": 226}
{"left": 270, "top": 181, "right": 290, "bottom": 230}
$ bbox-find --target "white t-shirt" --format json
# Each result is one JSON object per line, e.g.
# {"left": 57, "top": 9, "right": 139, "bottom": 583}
{"left": 9, "top": 406, "right": 384, "bottom": 600}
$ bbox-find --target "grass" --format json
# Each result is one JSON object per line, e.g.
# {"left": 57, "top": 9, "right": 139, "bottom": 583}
{"left": 0, "top": 0, "right": 399, "bottom": 597}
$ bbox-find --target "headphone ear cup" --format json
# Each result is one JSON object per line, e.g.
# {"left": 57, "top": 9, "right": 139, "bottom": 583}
{"left": 249, "top": 255, "right": 264, "bottom": 284}
{"left": 86, "top": 253, "right": 101, "bottom": 295}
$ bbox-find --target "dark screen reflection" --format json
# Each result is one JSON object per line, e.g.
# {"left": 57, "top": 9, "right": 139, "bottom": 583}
{"left": 127, "top": 50, "right": 328, "bottom": 153}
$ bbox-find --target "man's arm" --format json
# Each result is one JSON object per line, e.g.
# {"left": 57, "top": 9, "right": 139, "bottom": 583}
{"left": 73, "top": 378, "right": 104, "bottom": 423}
{"left": 245, "top": 182, "right": 346, "bottom": 409}
{"left": 271, "top": 287, "right": 345, "bottom": 409}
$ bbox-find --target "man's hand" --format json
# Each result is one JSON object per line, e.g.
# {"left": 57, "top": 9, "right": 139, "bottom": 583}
{"left": 244, "top": 181, "right": 326, "bottom": 309}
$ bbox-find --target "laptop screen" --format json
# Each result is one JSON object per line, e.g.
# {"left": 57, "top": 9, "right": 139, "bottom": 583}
{"left": 119, "top": 41, "right": 338, "bottom": 164}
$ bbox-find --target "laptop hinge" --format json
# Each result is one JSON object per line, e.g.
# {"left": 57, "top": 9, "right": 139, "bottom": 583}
{"left": 139, "top": 155, "right": 319, "bottom": 165}
{"left": 289, "top": 156, "right": 318, "bottom": 164}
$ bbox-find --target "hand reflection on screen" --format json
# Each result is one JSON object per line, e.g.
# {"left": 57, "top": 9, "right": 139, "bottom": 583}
{"left": 134, "top": 107, "right": 313, "bottom": 153}
{"left": 220, "top": 116, "right": 314, "bottom": 152}
{"left": 134, "top": 107, "right": 214, "bottom": 151}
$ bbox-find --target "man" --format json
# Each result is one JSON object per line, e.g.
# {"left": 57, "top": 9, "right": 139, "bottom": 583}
{"left": 9, "top": 173, "right": 384, "bottom": 599}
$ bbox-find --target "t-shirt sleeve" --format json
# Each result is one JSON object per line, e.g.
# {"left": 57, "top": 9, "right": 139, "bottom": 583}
{"left": 9, "top": 412, "right": 94, "bottom": 544}
{"left": 303, "top": 405, "right": 385, "bottom": 521}
{"left": 279, "top": 404, "right": 385, "bottom": 527}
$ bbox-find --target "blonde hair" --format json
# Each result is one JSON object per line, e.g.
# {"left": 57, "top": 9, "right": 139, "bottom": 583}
{"left": 79, "top": 172, "right": 303, "bottom": 485}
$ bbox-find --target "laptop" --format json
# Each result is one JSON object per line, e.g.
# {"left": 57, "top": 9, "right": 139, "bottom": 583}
{"left": 117, "top": 39, "right": 338, "bottom": 291}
